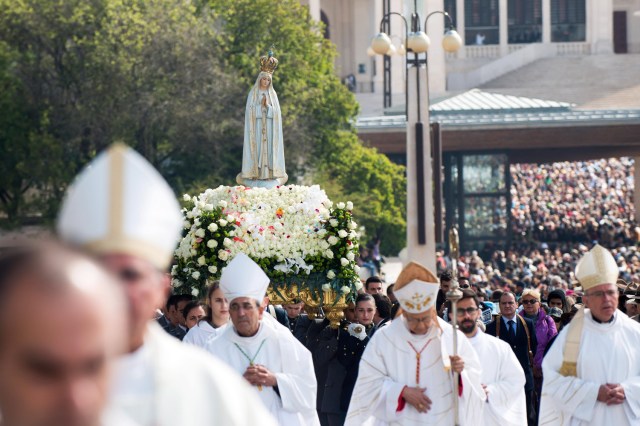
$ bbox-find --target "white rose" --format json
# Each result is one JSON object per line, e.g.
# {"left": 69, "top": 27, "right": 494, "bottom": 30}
{"left": 354, "top": 265, "right": 361, "bottom": 273}
{"left": 203, "top": 204, "right": 214, "bottom": 211}
{"left": 183, "top": 221, "right": 190, "bottom": 229}
{"left": 183, "top": 194, "right": 191, "bottom": 201}
{"left": 172, "top": 279, "right": 183, "bottom": 288}
{"left": 317, "top": 229, "right": 328, "bottom": 237}
{"left": 348, "top": 221, "right": 357, "bottom": 230}
{"left": 190, "top": 249, "right": 197, "bottom": 256}
{"left": 336, "top": 202, "right": 346, "bottom": 209}
{"left": 347, "top": 252, "right": 355, "bottom": 261}
{"left": 208, "top": 223, "right": 218, "bottom": 232}
{"left": 171, "top": 265, "right": 177, "bottom": 276}
{"left": 327, "top": 270, "right": 336, "bottom": 279}
{"left": 355, "top": 280, "right": 364, "bottom": 291}
{"left": 191, "top": 271, "right": 201, "bottom": 280}
{"left": 223, "top": 238, "right": 233, "bottom": 247}
{"left": 346, "top": 201, "right": 354, "bottom": 210}
{"left": 227, "top": 215, "right": 235, "bottom": 222}
{"left": 340, "top": 285, "right": 350, "bottom": 294}
{"left": 338, "top": 230, "right": 348, "bottom": 238}
{"left": 207, "top": 239, "right": 218, "bottom": 248}
{"left": 329, "top": 219, "right": 339, "bottom": 227}
{"left": 197, "top": 256, "right": 206, "bottom": 266}
{"left": 340, "top": 258, "right": 349, "bottom": 267}
{"left": 186, "top": 211, "right": 194, "bottom": 219}
{"left": 195, "top": 228, "right": 205, "bottom": 238}
{"left": 218, "top": 219, "right": 228, "bottom": 227}
{"left": 208, "top": 265, "right": 218, "bottom": 274}
{"left": 325, "top": 250, "right": 334, "bottom": 259}
{"left": 218, "top": 250, "right": 229, "bottom": 261}
{"left": 219, "top": 200, "right": 228, "bottom": 208}
{"left": 328, "top": 236, "right": 339, "bottom": 246}
{"left": 228, "top": 230, "right": 235, "bottom": 237}
{"left": 322, "top": 283, "right": 331, "bottom": 292}
{"left": 191, "top": 288, "right": 200, "bottom": 297}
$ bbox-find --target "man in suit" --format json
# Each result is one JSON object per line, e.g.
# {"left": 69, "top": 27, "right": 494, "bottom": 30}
{"left": 486, "top": 291, "right": 538, "bottom": 426}
{"left": 284, "top": 299, "right": 311, "bottom": 344}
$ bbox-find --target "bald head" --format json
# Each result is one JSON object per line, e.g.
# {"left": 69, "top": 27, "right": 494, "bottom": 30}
{"left": 0, "top": 242, "right": 127, "bottom": 426}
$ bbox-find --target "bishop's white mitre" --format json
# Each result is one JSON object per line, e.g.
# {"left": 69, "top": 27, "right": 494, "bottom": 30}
{"left": 574, "top": 244, "right": 619, "bottom": 291}
{"left": 57, "top": 144, "right": 182, "bottom": 270}
{"left": 393, "top": 261, "right": 440, "bottom": 314}
{"left": 220, "top": 253, "right": 270, "bottom": 304}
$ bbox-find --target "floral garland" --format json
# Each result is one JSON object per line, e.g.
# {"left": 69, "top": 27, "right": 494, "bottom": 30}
{"left": 171, "top": 185, "right": 361, "bottom": 303}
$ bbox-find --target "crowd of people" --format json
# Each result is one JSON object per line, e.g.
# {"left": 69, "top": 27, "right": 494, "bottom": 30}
{"left": 511, "top": 158, "right": 636, "bottom": 245}
{"left": 2, "top": 144, "right": 640, "bottom": 426}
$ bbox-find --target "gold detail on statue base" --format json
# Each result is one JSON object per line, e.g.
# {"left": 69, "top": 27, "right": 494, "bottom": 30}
{"left": 267, "top": 284, "right": 349, "bottom": 329}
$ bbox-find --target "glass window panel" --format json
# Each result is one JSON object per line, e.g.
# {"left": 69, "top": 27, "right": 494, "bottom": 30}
{"left": 464, "top": 0, "right": 500, "bottom": 45}
{"left": 464, "top": 196, "right": 508, "bottom": 238}
{"left": 551, "top": 0, "right": 586, "bottom": 42}
{"left": 508, "top": 0, "right": 542, "bottom": 44}
{"left": 462, "top": 154, "right": 507, "bottom": 193}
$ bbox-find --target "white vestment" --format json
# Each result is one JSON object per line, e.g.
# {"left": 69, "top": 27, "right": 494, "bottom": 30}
{"left": 469, "top": 330, "right": 527, "bottom": 426}
{"left": 109, "top": 322, "right": 276, "bottom": 426}
{"left": 183, "top": 320, "right": 227, "bottom": 348}
{"left": 540, "top": 309, "right": 640, "bottom": 425}
{"left": 345, "top": 316, "right": 485, "bottom": 425}
{"left": 206, "top": 320, "right": 320, "bottom": 425}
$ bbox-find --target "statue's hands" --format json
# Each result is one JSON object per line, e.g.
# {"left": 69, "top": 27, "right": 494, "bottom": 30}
{"left": 261, "top": 94, "right": 269, "bottom": 107}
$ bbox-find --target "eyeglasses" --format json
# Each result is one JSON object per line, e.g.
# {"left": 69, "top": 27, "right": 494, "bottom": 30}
{"left": 406, "top": 315, "right": 432, "bottom": 324}
{"left": 456, "top": 307, "right": 479, "bottom": 316}
{"left": 586, "top": 289, "right": 617, "bottom": 298}
{"left": 521, "top": 299, "right": 538, "bottom": 305}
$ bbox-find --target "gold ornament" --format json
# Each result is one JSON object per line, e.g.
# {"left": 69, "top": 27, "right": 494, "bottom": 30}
{"left": 259, "top": 50, "right": 279, "bottom": 74}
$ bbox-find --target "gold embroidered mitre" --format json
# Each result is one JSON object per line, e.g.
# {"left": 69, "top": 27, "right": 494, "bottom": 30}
{"left": 393, "top": 261, "right": 439, "bottom": 314}
{"left": 574, "top": 244, "right": 619, "bottom": 291}
{"left": 259, "top": 51, "right": 278, "bottom": 74}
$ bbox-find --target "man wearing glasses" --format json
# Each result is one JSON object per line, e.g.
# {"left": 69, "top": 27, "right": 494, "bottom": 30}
{"left": 448, "top": 289, "right": 527, "bottom": 425}
{"left": 485, "top": 291, "right": 538, "bottom": 425}
{"left": 345, "top": 262, "right": 484, "bottom": 425}
{"left": 539, "top": 245, "right": 640, "bottom": 426}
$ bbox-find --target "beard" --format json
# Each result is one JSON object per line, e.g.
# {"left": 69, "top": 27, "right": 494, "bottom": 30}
{"left": 459, "top": 319, "right": 476, "bottom": 334}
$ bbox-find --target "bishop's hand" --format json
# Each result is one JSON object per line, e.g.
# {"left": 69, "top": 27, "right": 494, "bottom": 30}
{"left": 243, "top": 364, "right": 277, "bottom": 388}
{"left": 450, "top": 355, "right": 465, "bottom": 373}
{"left": 401, "top": 386, "right": 432, "bottom": 413}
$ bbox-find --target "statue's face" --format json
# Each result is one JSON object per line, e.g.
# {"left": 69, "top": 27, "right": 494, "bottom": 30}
{"left": 260, "top": 75, "right": 271, "bottom": 89}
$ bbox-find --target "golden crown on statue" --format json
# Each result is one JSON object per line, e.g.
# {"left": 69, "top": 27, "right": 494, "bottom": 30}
{"left": 260, "top": 49, "right": 279, "bottom": 74}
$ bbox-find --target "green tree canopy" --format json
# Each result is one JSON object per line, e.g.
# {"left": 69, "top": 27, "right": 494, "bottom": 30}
{"left": 0, "top": 0, "right": 406, "bottom": 255}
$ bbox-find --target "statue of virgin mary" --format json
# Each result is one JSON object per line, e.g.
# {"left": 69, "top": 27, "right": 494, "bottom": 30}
{"left": 237, "top": 51, "right": 287, "bottom": 187}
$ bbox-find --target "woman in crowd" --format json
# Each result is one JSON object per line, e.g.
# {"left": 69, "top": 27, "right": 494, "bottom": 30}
{"left": 183, "top": 282, "right": 229, "bottom": 348}
{"left": 182, "top": 301, "right": 206, "bottom": 330}
{"left": 518, "top": 289, "right": 557, "bottom": 398}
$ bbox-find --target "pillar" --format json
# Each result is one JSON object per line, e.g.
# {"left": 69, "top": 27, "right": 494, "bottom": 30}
{"left": 456, "top": 0, "right": 466, "bottom": 58}
{"left": 635, "top": 157, "right": 640, "bottom": 223}
{"left": 542, "top": 0, "right": 551, "bottom": 44}
{"left": 499, "top": 0, "right": 508, "bottom": 56}
{"left": 406, "top": 59, "right": 437, "bottom": 272}
{"left": 587, "top": 0, "right": 613, "bottom": 53}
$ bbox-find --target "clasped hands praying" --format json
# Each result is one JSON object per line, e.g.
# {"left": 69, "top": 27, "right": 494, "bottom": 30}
{"left": 243, "top": 364, "right": 277, "bottom": 388}
{"left": 597, "top": 383, "right": 625, "bottom": 405}
{"left": 402, "top": 355, "right": 465, "bottom": 413}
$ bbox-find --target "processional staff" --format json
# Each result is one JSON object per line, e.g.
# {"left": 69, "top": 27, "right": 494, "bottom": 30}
{"left": 446, "top": 226, "right": 462, "bottom": 426}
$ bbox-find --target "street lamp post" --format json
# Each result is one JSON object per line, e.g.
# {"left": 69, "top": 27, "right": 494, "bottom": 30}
{"left": 370, "top": 5, "right": 461, "bottom": 273}
{"left": 372, "top": 11, "right": 461, "bottom": 421}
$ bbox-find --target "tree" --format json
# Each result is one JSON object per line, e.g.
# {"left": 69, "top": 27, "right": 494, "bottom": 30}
{"left": 0, "top": 0, "right": 406, "bottom": 255}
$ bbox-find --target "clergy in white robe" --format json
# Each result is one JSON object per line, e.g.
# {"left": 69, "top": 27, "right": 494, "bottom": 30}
{"left": 56, "top": 144, "right": 277, "bottom": 426}
{"left": 540, "top": 244, "right": 640, "bottom": 426}
{"left": 207, "top": 252, "right": 320, "bottom": 426}
{"left": 183, "top": 319, "right": 227, "bottom": 348}
{"left": 451, "top": 289, "right": 527, "bottom": 426}
{"left": 345, "top": 261, "right": 485, "bottom": 426}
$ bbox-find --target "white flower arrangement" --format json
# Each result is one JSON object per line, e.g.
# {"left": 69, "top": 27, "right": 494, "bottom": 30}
{"left": 172, "top": 185, "right": 360, "bottom": 303}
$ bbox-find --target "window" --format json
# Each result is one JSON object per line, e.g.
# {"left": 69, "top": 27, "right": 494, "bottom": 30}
{"left": 464, "top": 0, "right": 500, "bottom": 45}
{"left": 551, "top": 0, "right": 586, "bottom": 42}
{"left": 508, "top": 0, "right": 542, "bottom": 44}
